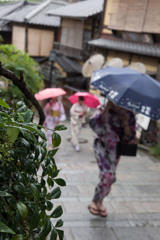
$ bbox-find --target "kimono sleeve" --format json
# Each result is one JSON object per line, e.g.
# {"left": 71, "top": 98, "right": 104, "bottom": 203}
{"left": 89, "top": 112, "right": 105, "bottom": 136}
{"left": 59, "top": 102, "right": 66, "bottom": 121}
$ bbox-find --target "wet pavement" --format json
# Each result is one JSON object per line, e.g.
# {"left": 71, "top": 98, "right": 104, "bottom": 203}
{"left": 52, "top": 121, "right": 160, "bottom": 240}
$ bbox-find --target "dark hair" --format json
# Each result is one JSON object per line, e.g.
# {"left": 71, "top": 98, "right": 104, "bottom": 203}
{"left": 78, "top": 96, "right": 84, "bottom": 101}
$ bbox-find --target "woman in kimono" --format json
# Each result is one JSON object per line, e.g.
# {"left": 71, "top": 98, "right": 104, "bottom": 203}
{"left": 88, "top": 101, "right": 136, "bottom": 217}
{"left": 44, "top": 97, "right": 66, "bottom": 149}
{"left": 70, "top": 96, "right": 88, "bottom": 152}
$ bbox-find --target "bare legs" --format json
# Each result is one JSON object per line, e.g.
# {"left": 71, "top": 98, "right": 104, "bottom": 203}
{"left": 88, "top": 200, "right": 107, "bottom": 217}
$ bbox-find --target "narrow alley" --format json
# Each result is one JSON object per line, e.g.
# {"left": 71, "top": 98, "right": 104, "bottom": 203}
{"left": 52, "top": 121, "right": 160, "bottom": 240}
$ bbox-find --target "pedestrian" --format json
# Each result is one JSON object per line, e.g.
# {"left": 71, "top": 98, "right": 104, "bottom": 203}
{"left": 44, "top": 97, "right": 66, "bottom": 149}
{"left": 70, "top": 96, "right": 88, "bottom": 152}
{"left": 88, "top": 100, "right": 136, "bottom": 217}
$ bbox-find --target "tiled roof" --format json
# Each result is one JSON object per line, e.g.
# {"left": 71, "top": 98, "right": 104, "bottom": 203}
{"left": 47, "top": 0, "right": 104, "bottom": 19}
{"left": 88, "top": 38, "right": 160, "bottom": 58}
{"left": 0, "top": 0, "right": 25, "bottom": 31}
{"left": 2, "top": 0, "right": 67, "bottom": 27}
{"left": 0, "top": 20, "right": 11, "bottom": 31}
{"left": 25, "top": 0, "right": 67, "bottom": 27}
{"left": 2, "top": 3, "right": 38, "bottom": 23}
{"left": 0, "top": 0, "right": 24, "bottom": 18}
{"left": 3, "top": 2, "right": 38, "bottom": 23}
{"left": 56, "top": 54, "right": 82, "bottom": 73}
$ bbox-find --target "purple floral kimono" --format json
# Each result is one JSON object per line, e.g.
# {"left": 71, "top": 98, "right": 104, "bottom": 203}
{"left": 89, "top": 108, "right": 136, "bottom": 202}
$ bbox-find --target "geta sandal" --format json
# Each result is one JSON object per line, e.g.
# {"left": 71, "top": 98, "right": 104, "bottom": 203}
{"left": 88, "top": 205, "right": 99, "bottom": 216}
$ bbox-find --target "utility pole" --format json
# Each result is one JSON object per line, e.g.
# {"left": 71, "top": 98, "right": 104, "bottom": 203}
{"left": 49, "top": 50, "right": 56, "bottom": 88}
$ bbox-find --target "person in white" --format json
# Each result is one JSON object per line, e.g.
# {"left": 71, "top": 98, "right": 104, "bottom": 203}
{"left": 70, "top": 96, "right": 88, "bottom": 152}
{"left": 44, "top": 97, "right": 66, "bottom": 149}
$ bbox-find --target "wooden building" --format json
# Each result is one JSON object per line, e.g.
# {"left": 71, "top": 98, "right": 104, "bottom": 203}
{"left": 2, "top": 0, "right": 67, "bottom": 57}
{"left": 45, "top": 0, "right": 104, "bottom": 90}
{"left": 46, "top": 0, "right": 104, "bottom": 112}
{"left": 47, "top": 0, "right": 104, "bottom": 60}
{"left": 0, "top": 1, "right": 25, "bottom": 44}
{"left": 88, "top": 0, "right": 160, "bottom": 79}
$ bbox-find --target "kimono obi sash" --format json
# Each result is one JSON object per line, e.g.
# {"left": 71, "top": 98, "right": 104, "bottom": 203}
{"left": 51, "top": 110, "right": 60, "bottom": 117}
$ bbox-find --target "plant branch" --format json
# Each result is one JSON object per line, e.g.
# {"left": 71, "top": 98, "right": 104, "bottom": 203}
{"left": 0, "top": 62, "right": 45, "bottom": 125}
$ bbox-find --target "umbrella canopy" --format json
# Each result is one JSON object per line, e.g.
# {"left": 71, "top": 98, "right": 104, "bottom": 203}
{"left": 69, "top": 92, "right": 100, "bottom": 109}
{"left": 35, "top": 88, "right": 66, "bottom": 100}
{"left": 91, "top": 66, "right": 160, "bottom": 120}
{"left": 82, "top": 54, "right": 105, "bottom": 78}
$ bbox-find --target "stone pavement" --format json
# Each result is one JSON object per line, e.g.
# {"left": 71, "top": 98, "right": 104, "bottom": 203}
{"left": 53, "top": 121, "right": 160, "bottom": 240}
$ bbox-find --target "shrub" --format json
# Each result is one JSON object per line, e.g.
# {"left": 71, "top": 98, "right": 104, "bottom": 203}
{"left": 0, "top": 44, "right": 44, "bottom": 102}
{"left": 150, "top": 144, "right": 160, "bottom": 157}
{"left": 0, "top": 99, "right": 66, "bottom": 240}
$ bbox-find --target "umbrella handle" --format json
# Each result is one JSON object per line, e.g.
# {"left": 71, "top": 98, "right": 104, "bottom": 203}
{"left": 103, "top": 96, "right": 107, "bottom": 107}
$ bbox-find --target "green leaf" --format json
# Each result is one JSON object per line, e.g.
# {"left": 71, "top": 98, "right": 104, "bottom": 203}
{"left": 4, "top": 125, "right": 33, "bottom": 136}
{"left": 0, "top": 221, "right": 15, "bottom": 234}
{"left": 48, "top": 148, "right": 58, "bottom": 157}
{"left": 46, "top": 201, "right": 53, "bottom": 211}
{"left": 16, "top": 202, "right": 28, "bottom": 221}
{"left": 39, "top": 218, "right": 51, "bottom": 240}
{"left": 7, "top": 127, "right": 19, "bottom": 144}
{"left": 40, "top": 178, "right": 46, "bottom": 187}
{"left": 0, "top": 111, "right": 11, "bottom": 120}
{"left": 21, "top": 138, "right": 30, "bottom": 152}
{"left": 18, "top": 123, "right": 38, "bottom": 133}
{"left": 50, "top": 206, "right": 63, "bottom": 218}
{"left": 13, "top": 184, "right": 24, "bottom": 194}
{"left": 56, "top": 229, "right": 64, "bottom": 240}
{"left": 0, "top": 191, "right": 13, "bottom": 198}
{"left": 10, "top": 234, "right": 24, "bottom": 240}
{"left": 23, "top": 109, "right": 33, "bottom": 123}
{"left": 20, "top": 129, "right": 35, "bottom": 142}
{"left": 37, "top": 130, "right": 47, "bottom": 140}
{"left": 34, "top": 145, "right": 40, "bottom": 159}
{"left": 54, "top": 178, "right": 66, "bottom": 187}
{"left": 0, "top": 99, "right": 10, "bottom": 109}
{"left": 42, "top": 168, "right": 48, "bottom": 177}
{"left": 40, "top": 148, "right": 46, "bottom": 161}
{"left": 54, "top": 124, "right": 67, "bottom": 131}
{"left": 46, "top": 165, "right": 51, "bottom": 175}
{"left": 47, "top": 177, "right": 54, "bottom": 187}
{"left": 29, "top": 211, "right": 40, "bottom": 230}
{"left": 50, "top": 228, "right": 57, "bottom": 240}
{"left": 52, "top": 169, "right": 60, "bottom": 178}
{"left": 30, "top": 184, "right": 39, "bottom": 202}
{"left": 55, "top": 219, "right": 63, "bottom": 228}
{"left": 48, "top": 187, "right": 61, "bottom": 200}
{"left": 0, "top": 123, "right": 4, "bottom": 128}
{"left": 52, "top": 132, "right": 61, "bottom": 148}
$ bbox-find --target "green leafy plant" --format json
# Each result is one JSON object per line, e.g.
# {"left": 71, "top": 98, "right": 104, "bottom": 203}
{"left": 0, "top": 35, "right": 3, "bottom": 44}
{"left": 0, "top": 99, "right": 67, "bottom": 240}
{"left": 0, "top": 44, "right": 44, "bottom": 101}
{"left": 150, "top": 144, "right": 160, "bottom": 157}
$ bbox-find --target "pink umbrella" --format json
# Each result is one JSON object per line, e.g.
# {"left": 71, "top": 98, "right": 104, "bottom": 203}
{"left": 69, "top": 92, "right": 100, "bottom": 108}
{"left": 35, "top": 88, "right": 66, "bottom": 100}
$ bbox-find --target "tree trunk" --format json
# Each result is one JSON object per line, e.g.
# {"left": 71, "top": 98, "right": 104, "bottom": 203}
{"left": 0, "top": 62, "right": 45, "bottom": 125}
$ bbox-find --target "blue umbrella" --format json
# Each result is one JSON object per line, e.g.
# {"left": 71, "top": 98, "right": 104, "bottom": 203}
{"left": 91, "top": 66, "right": 160, "bottom": 120}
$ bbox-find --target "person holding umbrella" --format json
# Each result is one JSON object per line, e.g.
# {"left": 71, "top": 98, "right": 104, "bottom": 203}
{"left": 44, "top": 97, "right": 66, "bottom": 149}
{"left": 69, "top": 92, "right": 100, "bottom": 152}
{"left": 70, "top": 96, "right": 88, "bottom": 152}
{"left": 87, "top": 65, "right": 160, "bottom": 217}
{"left": 35, "top": 88, "right": 67, "bottom": 149}
{"left": 88, "top": 100, "right": 136, "bottom": 217}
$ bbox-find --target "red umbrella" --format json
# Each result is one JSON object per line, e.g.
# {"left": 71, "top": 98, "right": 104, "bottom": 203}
{"left": 69, "top": 92, "right": 100, "bottom": 108}
{"left": 35, "top": 88, "right": 66, "bottom": 100}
